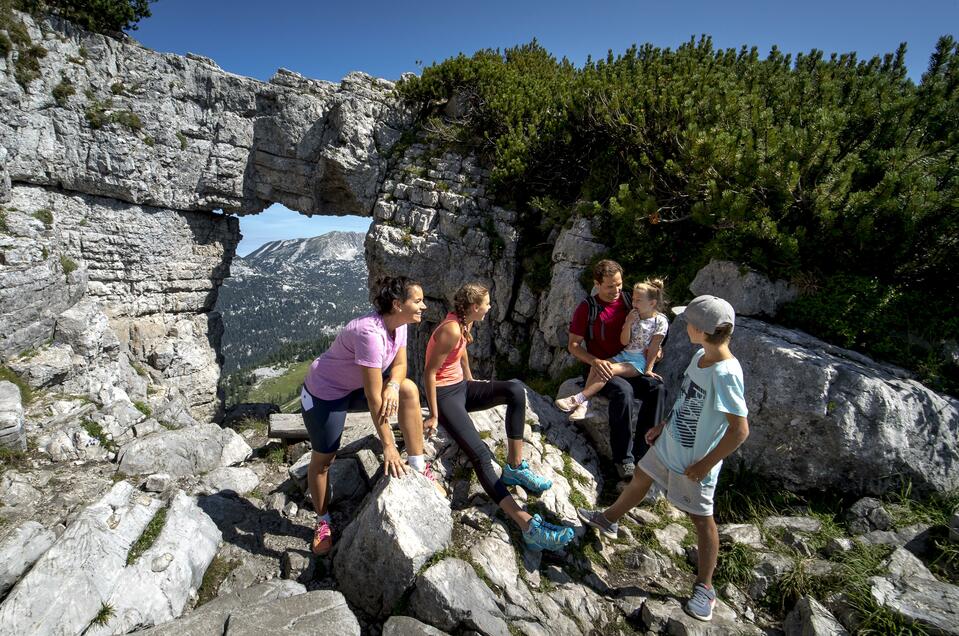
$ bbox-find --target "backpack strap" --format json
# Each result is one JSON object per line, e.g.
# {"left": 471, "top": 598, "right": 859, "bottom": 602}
{"left": 584, "top": 295, "right": 599, "bottom": 346}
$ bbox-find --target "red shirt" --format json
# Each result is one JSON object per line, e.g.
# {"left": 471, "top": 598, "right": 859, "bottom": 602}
{"left": 569, "top": 294, "right": 629, "bottom": 360}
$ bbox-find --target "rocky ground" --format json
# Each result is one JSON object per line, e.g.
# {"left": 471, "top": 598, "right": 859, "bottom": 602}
{"left": 2, "top": 317, "right": 958, "bottom": 635}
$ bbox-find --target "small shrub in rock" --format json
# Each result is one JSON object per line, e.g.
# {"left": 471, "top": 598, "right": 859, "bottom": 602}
{"left": 0, "top": 208, "right": 8, "bottom": 233}
{"left": 110, "top": 80, "right": 125, "bottom": 95}
{"left": 84, "top": 97, "right": 111, "bottom": 128}
{"left": 52, "top": 76, "right": 75, "bottom": 106}
{"left": 0, "top": 32, "right": 11, "bottom": 57}
{"left": 32, "top": 208, "right": 53, "bottom": 228}
{"left": 89, "top": 602, "right": 115, "bottom": 628}
{"left": 14, "top": 44, "right": 46, "bottom": 88}
{"left": 126, "top": 504, "right": 167, "bottom": 565}
{"left": 59, "top": 254, "right": 77, "bottom": 275}
{"left": 133, "top": 400, "right": 151, "bottom": 417}
{"left": 111, "top": 109, "right": 142, "bottom": 131}
{"left": 143, "top": 134, "right": 155, "bottom": 147}
{"left": 176, "top": 131, "right": 187, "bottom": 150}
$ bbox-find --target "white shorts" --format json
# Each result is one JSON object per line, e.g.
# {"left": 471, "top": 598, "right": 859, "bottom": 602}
{"left": 636, "top": 449, "right": 716, "bottom": 516}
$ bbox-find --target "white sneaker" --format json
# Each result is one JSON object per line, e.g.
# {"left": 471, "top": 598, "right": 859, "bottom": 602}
{"left": 568, "top": 400, "right": 588, "bottom": 421}
{"left": 554, "top": 395, "right": 579, "bottom": 412}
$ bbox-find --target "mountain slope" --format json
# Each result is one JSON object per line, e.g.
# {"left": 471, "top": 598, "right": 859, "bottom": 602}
{"left": 216, "top": 231, "right": 370, "bottom": 371}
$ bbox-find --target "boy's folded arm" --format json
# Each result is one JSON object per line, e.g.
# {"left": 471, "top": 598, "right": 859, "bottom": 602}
{"left": 692, "top": 414, "right": 749, "bottom": 473}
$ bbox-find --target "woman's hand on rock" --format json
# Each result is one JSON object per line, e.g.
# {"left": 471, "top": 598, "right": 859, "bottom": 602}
{"left": 382, "top": 445, "right": 409, "bottom": 478}
{"left": 424, "top": 415, "right": 438, "bottom": 437}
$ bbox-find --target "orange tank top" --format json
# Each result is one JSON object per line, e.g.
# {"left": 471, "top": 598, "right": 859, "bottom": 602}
{"left": 426, "top": 313, "right": 466, "bottom": 386}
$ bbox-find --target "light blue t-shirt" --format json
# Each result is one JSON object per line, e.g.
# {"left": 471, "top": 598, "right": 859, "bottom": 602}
{"left": 654, "top": 349, "right": 748, "bottom": 485}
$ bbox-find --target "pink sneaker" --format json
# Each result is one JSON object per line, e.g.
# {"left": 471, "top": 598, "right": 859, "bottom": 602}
{"left": 421, "top": 462, "right": 447, "bottom": 497}
{"left": 312, "top": 519, "right": 332, "bottom": 556}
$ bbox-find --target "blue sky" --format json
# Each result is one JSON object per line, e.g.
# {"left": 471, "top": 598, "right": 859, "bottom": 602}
{"left": 133, "top": 0, "right": 958, "bottom": 255}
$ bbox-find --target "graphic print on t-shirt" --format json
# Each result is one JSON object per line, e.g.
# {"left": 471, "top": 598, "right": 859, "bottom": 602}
{"left": 667, "top": 374, "right": 706, "bottom": 448}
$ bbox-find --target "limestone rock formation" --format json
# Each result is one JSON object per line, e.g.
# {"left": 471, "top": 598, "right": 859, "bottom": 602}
{"left": 0, "top": 482, "right": 219, "bottom": 635}
{"left": 116, "top": 422, "right": 252, "bottom": 476}
{"left": 333, "top": 471, "right": 453, "bottom": 618}
{"left": 134, "top": 580, "right": 306, "bottom": 635}
{"left": 657, "top": 313, "right": 959, "bottom": 495}
{"left": 689, "top": 259, "right": 798, "bottom": 318}
{"left": 0, "top": 381, "right": 25, "bottom": 450}
{"left": 0, "top": 520, "right": 56, "bottom": 596}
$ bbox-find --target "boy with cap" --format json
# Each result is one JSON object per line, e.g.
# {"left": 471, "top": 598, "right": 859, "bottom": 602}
{"left": 577, "top": 295, "right": 749, "bottom": 622}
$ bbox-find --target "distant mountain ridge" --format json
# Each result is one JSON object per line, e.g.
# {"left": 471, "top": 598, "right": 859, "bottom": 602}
{"left": 216, "top": 231, "right": 370, "bottom": 372}
{"left": 245, "top": 231, "right": 365, "bottom": 265}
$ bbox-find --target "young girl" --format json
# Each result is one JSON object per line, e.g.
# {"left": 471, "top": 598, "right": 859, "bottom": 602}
{"left": 425, "top": 283, "right": 574, "bottom": 551}
{"left": 556, "top": 279, "right": 669, "bottom": 420}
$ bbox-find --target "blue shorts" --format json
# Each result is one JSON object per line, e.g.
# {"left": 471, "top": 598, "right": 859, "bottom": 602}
{"left": 611, "top": 350, "right": 648, "bottom": 373}
{"left": 300, "top": 384, "right": 369, "bottom": 453}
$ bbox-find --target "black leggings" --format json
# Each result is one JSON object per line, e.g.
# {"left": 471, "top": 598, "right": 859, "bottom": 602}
{"left": 435, "top": 380, "right": 526, "bottom": 504}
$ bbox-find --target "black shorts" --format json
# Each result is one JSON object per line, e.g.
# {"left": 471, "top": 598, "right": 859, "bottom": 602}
{"left": 300, "top": 384, "right": 369, "bottom": 453}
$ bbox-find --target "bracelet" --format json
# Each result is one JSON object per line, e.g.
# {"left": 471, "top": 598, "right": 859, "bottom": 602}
{"left": 387, "top": 381, "right": 400, "bottom": 391}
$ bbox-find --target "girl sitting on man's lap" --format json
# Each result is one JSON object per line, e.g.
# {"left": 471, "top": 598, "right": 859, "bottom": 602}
{"left": 556, "top": 278, "right": 668, "bottom": 420}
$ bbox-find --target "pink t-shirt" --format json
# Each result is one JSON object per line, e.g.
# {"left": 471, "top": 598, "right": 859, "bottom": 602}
{"left": 304, "top": 312, "right": 407, "bottom": 400}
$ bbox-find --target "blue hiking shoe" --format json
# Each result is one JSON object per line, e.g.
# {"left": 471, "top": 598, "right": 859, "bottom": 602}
{"left": 522, "top": 513, "right": 574, "bottom": 552}
{"left": 502, "top": 459, "right": 552, "bottom": 493}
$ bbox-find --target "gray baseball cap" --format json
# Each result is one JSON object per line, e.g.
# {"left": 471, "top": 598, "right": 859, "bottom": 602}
{"left": 672, "top": 295, "right": 735, "bottom": 334}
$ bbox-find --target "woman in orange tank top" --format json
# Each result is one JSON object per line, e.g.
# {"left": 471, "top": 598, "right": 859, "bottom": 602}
{"left": 424, "top": 283, "right": 574, "bottom": 551}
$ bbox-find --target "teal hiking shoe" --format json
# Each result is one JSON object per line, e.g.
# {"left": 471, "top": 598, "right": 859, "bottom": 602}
{"left": 522, "top": 513, "right": 574, "bottom": 551}
{"left": 502, "top": 459, "right": 552, "bottom": 492}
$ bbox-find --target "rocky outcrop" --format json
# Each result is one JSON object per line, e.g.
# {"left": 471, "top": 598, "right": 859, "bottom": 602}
{"left": 0, "top": 520, "right": 56, "bottom": 597}
{"left": 0, "top": 481, "right": 219, "bottom": 635}
{"left": 1, "top": 12, "right": 409, "bottom": 216}
{"left": 658, "top": 313, "right": 959, "bottom": 495}
{"left": 0, "top": 381, "right": 25, "bottom": 450}
{"left": 134, "top": 580, "right": 306, "bottom": 635}
{"left": 116, "top": 422, "right": 252, "bottom": 476}
{"left": 689, "top": 259, "right": 798, "bottom": 318}
{"left": 869, "top": 575, "right": 959, "bottom": 635}
{"left": 333, "top": 471, "right": 453, "bottom": 618}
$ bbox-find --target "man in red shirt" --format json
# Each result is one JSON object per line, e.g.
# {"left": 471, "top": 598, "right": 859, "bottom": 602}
{"left": 566, "top": 260, "right": 668, "bottom": 479}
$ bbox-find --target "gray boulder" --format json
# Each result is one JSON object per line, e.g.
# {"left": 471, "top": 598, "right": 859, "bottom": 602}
{"left": 533, "top": 217, "right": 605, "bottom": 374}
{"left": 198, "top": 466, "right": 260, "bottom": 496}
{"left": 0, "top": 481, "right": 163, "bottom": 634}
{"left": 658, "top": 314, "right": 959, "bottom": 495}
{"left": 410, "top": 558, "right": 509, "bottom": 636}
{"left": 869, "top": 575, "right": 959, "bottom": 635}
{"left": 134, "top": 580, "right": 306, "bottom": 635}
{"left": 333, "top": 471, "right": 452, "bottom": 618}
{"left": 0, "top": 521, "right": 56, "bottom": 596}
{"left": 0, "top": 381, "right": 25, "bottom": 451}
{"left": 223, "top": 590, "right": 360, "bottom": 636}
{"left": 846, "top": 497, "right": 894, "bottom": 534}
{"left": 117, "top": 423, "right": 252, "bottom": 477}
{"left": 783, "top": 595, "right": 848, "bottom": 636}
{"left": 289, "top": 451, "right": 368, "bottom": 504}
{"left": 382, "top": 615, "right": 450, "bottom": 636}
{"left": 641, "top": 596, "right": 762, "bottom": 635}
{"left": 689, "top": 259, "right": 797, "bottom": 317}
{"left": 86, "top": 490, "right": 222, "bottom": 635}
{"left": 884, "top": 547, "right": 936, "bottom": 580}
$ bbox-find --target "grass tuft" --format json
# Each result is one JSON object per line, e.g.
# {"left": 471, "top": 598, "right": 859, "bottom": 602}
{"left": 196, "top": 556, "right": 242, "bottom": 606}
{"left": 89, "top": 602, "right": 114, "bottom": 628}
{"left": 126, "top": 505, "right": 168, "bottom": 565}
{"left": 133, "top": 400, "right": 152, "bottom": 417}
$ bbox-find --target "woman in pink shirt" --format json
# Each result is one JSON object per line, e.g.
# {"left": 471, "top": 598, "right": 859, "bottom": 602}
{"left": 301, "top": 276, "right": 434, "bottom": 555}
{"left": 424, "top": 283, "right": 574, "bottom": 551}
